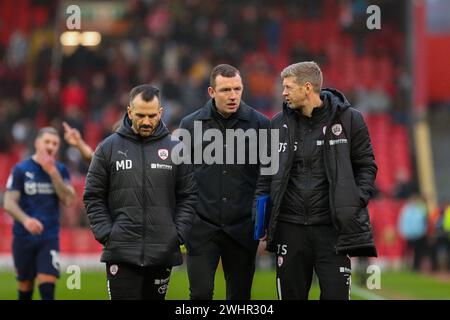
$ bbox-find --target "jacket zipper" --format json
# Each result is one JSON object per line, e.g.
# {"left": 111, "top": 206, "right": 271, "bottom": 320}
{"left": 323, "top": 117, "right": 340, "bottom": 239}
{"left": 212, "top": 117, "right": 226, "bottom": 227}
{"left": 268, "top": 112, "right": 295, "bottom": 243}
{"left": 304, "top": 123, "right": 313, "bottom": 225}
{"left": 140, "top": 143, "right": 147, "bottom": 266}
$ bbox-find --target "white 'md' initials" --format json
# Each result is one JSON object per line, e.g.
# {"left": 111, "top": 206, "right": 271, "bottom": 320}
{"left": 116, "top": 160, "right": 133, "bottom": 171}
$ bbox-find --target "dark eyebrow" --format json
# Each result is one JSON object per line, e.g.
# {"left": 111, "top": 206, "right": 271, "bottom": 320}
{"left": 136, "top": 112, "right": 157, "bottom": 117}
{"left": 219, "top": 86, "right": 242, "bottom": 91}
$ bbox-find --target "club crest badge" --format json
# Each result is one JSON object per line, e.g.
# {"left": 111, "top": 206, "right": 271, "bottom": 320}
{"left": 277, "top": 256, "right": 284, "bottom": 268}
{"left": 332, "top": 124, "right": 342, "bottom": 136}
{"left": 110, "top": 264, "right": 118, "bottom": 276}
{"left": 158, "top": 284, "right": 168, "bottom": 295}
{"left": 158, "top": 149, "right": 169, "bottom": 160}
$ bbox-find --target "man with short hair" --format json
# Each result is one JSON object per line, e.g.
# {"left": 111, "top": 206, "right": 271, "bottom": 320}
{"left": 179, "top": 64, "right": 270, "bottom": 300}
{"left": 83, "top": 84, "right": 197, "bottom": 300}
{"left": 255, "top": 61, "right": 378, "bottom": 300}
{"left": 4, "top": 127, "right": 76, "bottom": 300}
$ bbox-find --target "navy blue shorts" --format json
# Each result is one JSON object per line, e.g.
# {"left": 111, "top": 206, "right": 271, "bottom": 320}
{"left": 12, "top": 237, "right": 60, "bottom": 281}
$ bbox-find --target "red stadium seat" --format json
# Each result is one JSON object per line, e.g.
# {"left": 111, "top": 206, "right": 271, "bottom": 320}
{"left": 84, "top": 121, "right": 103, "bottom": 150}
{"left": 0, "top": 153, "right": 14, "bottom": 190}
{"left": 369, "top": 199, "right": 406, "bottom": 258}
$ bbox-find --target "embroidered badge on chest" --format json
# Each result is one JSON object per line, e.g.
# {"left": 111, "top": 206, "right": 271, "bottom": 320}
{"left": 332, "top": 124, "right": 343, "bottom": 136}
{"left": 109, "top": 264, "right": 119, "bottom": 276}
{"left": 158, "top": 149, "right": 169, "bottom": 160}
{"left": 277, "top": 256, "right": 284, "bottom": 267}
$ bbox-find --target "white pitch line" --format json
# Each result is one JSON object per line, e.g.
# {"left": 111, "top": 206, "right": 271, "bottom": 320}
{"left": 351, "top": 285, "right": 386, "bottom": 300}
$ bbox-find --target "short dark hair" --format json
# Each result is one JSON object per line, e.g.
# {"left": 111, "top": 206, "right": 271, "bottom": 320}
{"left": 129, "top": 84, "right": 160, "bottom": 107}
{"left": 210, "top": 64, "right": 240, "bottom": 88}
{"left": 281, "top": 61, "right": 323, "bottom": 93}
{"left": 36, "top": 127, "right": 59, "bottom": 139}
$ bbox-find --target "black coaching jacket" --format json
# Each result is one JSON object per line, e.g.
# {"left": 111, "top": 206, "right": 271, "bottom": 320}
{"left": 255, "top": 88, "right": 378, "bottom": 257}
{"left": 83, "top": 114, "right": 198, "bottom": 267}
{"left": 179, "top": 99, "right": 270, "bottom": 253}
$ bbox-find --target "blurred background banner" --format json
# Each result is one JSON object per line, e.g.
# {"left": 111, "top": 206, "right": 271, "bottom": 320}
{"left": 0, "top": 0, "right": 450, "bottom": 299}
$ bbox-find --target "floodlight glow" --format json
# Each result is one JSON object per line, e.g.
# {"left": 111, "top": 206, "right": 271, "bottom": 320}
{"left": 80, "top": 32, "right": 102, "bottom": 46}
{"left": 60, "top": 31, "right": 81, "bottom": 46}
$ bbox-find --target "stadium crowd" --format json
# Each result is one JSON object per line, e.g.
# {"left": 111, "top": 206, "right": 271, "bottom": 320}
{"left": 1, "top": 0, "right": 448, "bottom": 273}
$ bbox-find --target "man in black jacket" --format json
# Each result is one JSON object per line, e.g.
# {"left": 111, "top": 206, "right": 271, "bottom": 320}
{"left": 179, "top": 64, "right": 270, "bottom": 299}
{"left": 83, "top": 85, "right": 197, "bottom": 300}
{"left": 255, "top": 62, "right": 378, "bottom": 300}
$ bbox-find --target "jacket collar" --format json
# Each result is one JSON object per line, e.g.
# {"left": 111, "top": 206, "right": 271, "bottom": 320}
{"left": 197, "top": 99, "right": 252, "bottom": 122}
{"left": 282, "top": 87, "right": 351, "bottom": 122}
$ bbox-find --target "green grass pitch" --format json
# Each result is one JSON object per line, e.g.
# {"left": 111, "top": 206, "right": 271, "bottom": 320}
{"left": 1, "top": 267, "right": 450, "bottom": 300}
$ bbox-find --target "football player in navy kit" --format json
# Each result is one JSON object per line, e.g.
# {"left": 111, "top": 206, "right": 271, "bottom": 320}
{"left": 4, "top": 127, "right": 75, "bottom": 300}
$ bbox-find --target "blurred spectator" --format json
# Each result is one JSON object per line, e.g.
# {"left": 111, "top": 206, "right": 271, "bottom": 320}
{"left": 354, "top": 87, "right": 392, "bottom": 114}
{"left": 60, "top": 78, "right": 87, "bottom": 116}
{"left": 88, "top": 72, "right": 111, "bottom": 121}
{"left": 445, "top": 205, "right": 450, "bottom": 235}
{"left": 429, "top": 204, "right": 450, "bottom": 272}
{"left": 245, "top": 56, "right": 275, "bottom": 111}
{"left": 6, "top": 31, "right": 28, "bottom": 68}
{"left": 145, "top": 2, "right": 171, "bottom": 39}
{"left": 290, "top": 43, "right": 314, "bottom": 64}
{"left": 398, "top": 194, "right": 429, "bottom": 271}
{"left": 263, "top": 6, "right": 282, "bottom": 54}
{"left": 0, "top": 100, "right": 14, "bottom": 152}
{"left": 0, "top": 0, "right": 411, "bottom": 233}
{"left": 34, "top": 40, "right": 52, "bottom": 85}
{"left": 392, "top": 168, "right": 416, "bottom": 199}
{"left": 238, "top": 4, "right": 261, "bottom": 51}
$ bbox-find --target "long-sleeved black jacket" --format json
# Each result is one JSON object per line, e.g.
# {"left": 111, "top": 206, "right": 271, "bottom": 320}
{"left": 255, "top": 88, "right": 378, "bottom": 257}
{"left": 279, "top": 100, "right": 333, "bottom": 225}
{"left": 83, "top": 114, "right": 198, "bottom": 267}
{"left": 179, "top": 99, "right": 270, "bottom": 253}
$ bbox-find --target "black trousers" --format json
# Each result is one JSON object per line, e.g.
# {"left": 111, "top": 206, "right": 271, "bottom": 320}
{"left": 274, "top": 222, "right": 351, "bottom": 300}
{"left": 430, "top": 236, "right": 450, "bottom": 271}
{"left": 406, "top": 236, "right": 428, "bottom": 271}
{"left": 186, "top": 230, "right": 257, "bottom": 300}
{"left": 106, "top": 263, "right": 172, "bottom": 300}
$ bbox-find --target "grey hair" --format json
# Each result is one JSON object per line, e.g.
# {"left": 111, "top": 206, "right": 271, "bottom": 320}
{"left": 281, "top": 61, "right": 323, "bottom": 93}
{"left": 36, "top": 127, "right": 59, "bottom": 139}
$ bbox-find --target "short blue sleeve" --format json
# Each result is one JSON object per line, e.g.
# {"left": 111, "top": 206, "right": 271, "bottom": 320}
{"left": 6, "top": 165, "right": 23, "bottom": 192}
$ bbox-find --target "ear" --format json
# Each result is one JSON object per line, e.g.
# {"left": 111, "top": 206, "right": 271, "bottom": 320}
{"left": 207, "top": 87, "right": 215, "bottom": 99}
{"left": 34, "top": 138, "right": 42, "bottom": 155}
{"left": 127, "top": 105, "right": 132, "bottom": 119}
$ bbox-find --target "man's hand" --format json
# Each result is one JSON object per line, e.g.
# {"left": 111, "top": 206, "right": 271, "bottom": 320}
{"left": 62, "top": 121, "right": 94, "bottom": 163}
{"left": 35, "top": 152, "right": 57, "bottom": 176}
{"left": 257, "top": 239, "right": 267, "bottom": 254}
{"left": 259, "top": 229, "right": 268, "bottom": 241}
{"left": 23, "top": 217, "right": 44, "bottom": 235}
{"left": 63, "top": 121, "right": 82, "bottom": 147}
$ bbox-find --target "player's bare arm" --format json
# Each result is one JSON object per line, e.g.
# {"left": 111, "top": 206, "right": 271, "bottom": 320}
{"left": 63, "top": 121, "right": 94, "bottom": 163}
{"left": 3, "top": 191, "right": 44, "bottom": 235}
